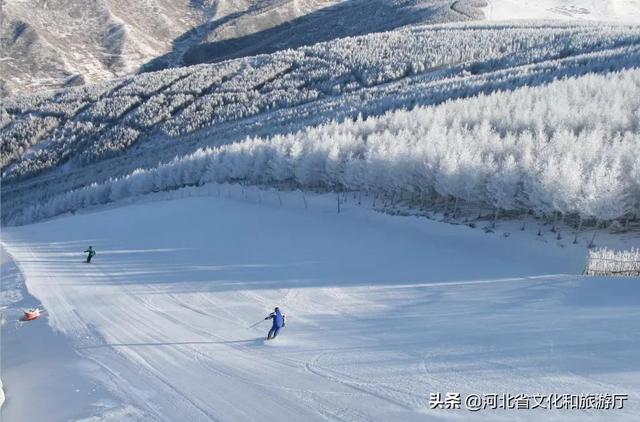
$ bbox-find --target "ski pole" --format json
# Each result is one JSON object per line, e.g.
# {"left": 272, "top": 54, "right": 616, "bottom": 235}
{"left": 248, "top": 319, "right": 265, "bottom": 329}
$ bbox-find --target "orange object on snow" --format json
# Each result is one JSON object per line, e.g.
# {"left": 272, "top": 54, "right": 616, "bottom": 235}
{"left": 23, "top": 309, "right": 40, "bottom": 321}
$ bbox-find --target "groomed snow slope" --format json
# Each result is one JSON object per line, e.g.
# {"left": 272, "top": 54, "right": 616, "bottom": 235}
{"left": 2, "top": 191, "right": 639, "bottom": 421}
{"left": 484, "top": 0, "right": 640, "bottom": 22}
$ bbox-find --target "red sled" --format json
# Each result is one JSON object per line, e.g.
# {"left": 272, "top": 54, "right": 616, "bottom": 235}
{"left": 23, "top": 309, "right": 41, "bottom": 321}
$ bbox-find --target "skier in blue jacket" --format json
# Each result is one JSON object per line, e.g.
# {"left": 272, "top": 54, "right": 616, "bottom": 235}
{"left": 84, "top": 246, "right": 96, "bottom": 263}
{"left": 264, "top": 307, "right": 285, "bottom": 340}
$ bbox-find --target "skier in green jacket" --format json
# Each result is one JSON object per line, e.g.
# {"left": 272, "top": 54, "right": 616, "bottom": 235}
{"left": 84, "top": 246, "right": 96, "bottom": 263}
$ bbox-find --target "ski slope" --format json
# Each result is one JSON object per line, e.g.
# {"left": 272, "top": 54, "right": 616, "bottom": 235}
{"left": 2, "top": 190, "right": 639, "bottom": 421}
{"left": 484, "top": 0, "right": 640, "bottom": 22}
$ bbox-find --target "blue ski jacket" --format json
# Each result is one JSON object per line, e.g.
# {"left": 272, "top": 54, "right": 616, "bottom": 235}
{"left": 266, "top": 309, "right": 285, "bottom": 328}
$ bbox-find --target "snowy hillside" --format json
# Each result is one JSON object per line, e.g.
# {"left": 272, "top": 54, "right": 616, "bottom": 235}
{"left": 0, "top": 0, "right": 477, "bottom": 96}
{"left": 484, "top": 0, "right": 640, "bottom": 22}
{"left": 2, "top": 4, "right": 640, "bottom": 421}
{"left": 21, "top": 68, "right": 639, "bottom": 226}
{"left": 2, "top": 21, "right": 640, "bottom": 227}
{"left": 5, "top": 0, "right": 639, "bottom": 96}
{"left": 167, "top": 0, "right": 481, "bottom": 68}
{"left": 0, "top": 0, "right": 213, "bottom": 96}
{"left": 2, "top": 189, "right": 639, "bottom": 421}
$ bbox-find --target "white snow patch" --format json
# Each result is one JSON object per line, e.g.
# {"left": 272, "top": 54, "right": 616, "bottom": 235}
{"left": 484, "top": 0, "right": 640, "bottom": 22}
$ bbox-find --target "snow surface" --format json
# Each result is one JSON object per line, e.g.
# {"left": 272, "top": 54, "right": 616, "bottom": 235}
{"left": 2, "top": 189, "right": 639, "bottom": 421}
{"left": 484, "top": 0, "right": 640, "bottom": 22}
{"left": 0, "top": 245, "right": 118, "bottom": 421}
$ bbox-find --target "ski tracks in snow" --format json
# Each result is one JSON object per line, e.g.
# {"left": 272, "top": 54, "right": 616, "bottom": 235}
{"left": 4, "top": 196, "right": 639, "bottom": 421}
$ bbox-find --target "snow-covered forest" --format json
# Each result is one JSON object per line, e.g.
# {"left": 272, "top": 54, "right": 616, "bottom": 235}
{"left": 2, "top": 0, "right": 482, "bottom": 96}
{"left": 585, "top": 248, "right": 640, "bottom": 276}
{"left": 2, "top": 21, "right": 640, "bottom": 226}
{"left": 3, "top": 22, "right": 640, "bottom": 175}
{"left": 9, "top": 67, "right": 640, "bottom": 226}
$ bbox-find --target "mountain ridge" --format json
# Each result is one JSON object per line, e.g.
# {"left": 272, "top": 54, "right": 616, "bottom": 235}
{"left": 1, "top": 0, "right": 482, "bottom": 96}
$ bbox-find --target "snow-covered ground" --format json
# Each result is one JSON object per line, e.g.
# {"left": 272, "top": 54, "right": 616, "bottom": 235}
{"left": 2, "top": 190, "right": 639, "bottom": 421}
{"left": 484, "top": 0, "right": 640, "bottom": 22}
{"left": 0, "top": 245, "right": 117, "bottom": 421}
